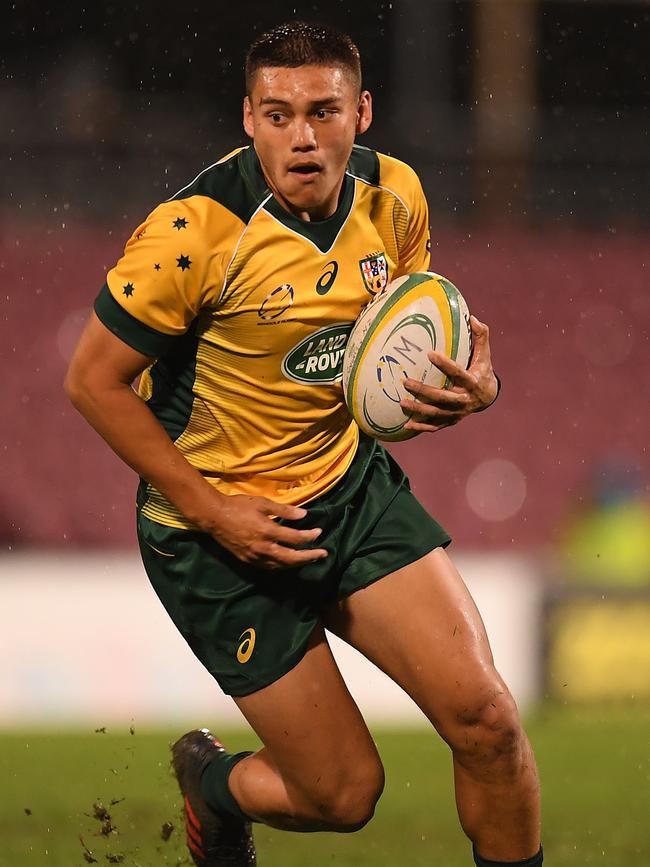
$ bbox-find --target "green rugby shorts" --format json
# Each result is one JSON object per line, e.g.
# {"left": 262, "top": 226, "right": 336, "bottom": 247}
{"left": 137, "top": 435, "right": 450, "bottom": 696}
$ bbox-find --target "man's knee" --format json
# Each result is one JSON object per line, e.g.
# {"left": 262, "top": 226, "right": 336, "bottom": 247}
{"left": 441, "top": 683, "right": 523, "bottom": 767}
{"left": 308, "top": 758, "right": 385, "bottom": 831}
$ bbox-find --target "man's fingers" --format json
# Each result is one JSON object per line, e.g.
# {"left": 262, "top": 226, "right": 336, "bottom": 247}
{"left": 252, "top": 498, "right": 330, "bottom": 564}
{"left": 403, "top": 380, "right": 469, "bottom": 408}
{"left": 470, "top": 314, "right": 489, "bottom": 338}
{"left": 271, "top": 523, "right": 324, "bottom": 547}
{"left": 260, "top": 541, "right": 329, "bottom": 568}
{"left": 468, "top": 315, "right": 492, "bottom": 367}
{"left": 404, "top": 418, "right": 459, "bottom": 433}
{"left": 427, "top": 350, "right": 476, "bottom": 388}
{"left": 278, "top": 545, "right": 329, "bottom": 564}
{"left": 212, "top": 496, "right": 332, "bottom": 568}
{"left": 402, "top": 401, "right": 463, "bottom": 424}
{"left": 260, "top": 499, "right": 307, "bottom": 520}
{"left": 258, "top": 500, "right": 326, "bottom": 546}
{"left": 427, "top": 350, "right": 460, "bottom": 375}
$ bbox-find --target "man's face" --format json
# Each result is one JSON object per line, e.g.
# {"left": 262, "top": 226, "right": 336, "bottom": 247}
{"left": 243, "top": 65, "right": 372, "bottom": 220}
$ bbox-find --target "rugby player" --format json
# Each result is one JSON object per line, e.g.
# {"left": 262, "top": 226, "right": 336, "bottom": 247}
{"left": 65, "top": 21, "right": 542, "bottom": 867}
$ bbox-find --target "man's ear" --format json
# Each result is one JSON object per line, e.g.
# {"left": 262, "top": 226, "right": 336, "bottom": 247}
{"left": 243, "top": 96, "right": 254, "bottom": 139}
{"left": 356, "top": 90, "right": 373, "bottom": 135}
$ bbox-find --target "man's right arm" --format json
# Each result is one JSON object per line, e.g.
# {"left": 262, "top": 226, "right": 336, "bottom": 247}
{"left": 64, "top": 313, "right": 327, "bottom": 569}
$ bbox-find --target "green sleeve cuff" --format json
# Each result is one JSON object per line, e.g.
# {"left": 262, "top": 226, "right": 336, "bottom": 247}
{"left": 94, "top": 283, "right": 180, "bottom": 357}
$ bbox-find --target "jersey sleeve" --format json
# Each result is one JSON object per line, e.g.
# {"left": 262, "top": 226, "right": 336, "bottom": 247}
{"left": 94, "top": 198, "right": 227, "bottom": 357}
{"left": 375, "top": 152, "right": 432, "bottom": 278}
{"left": 394, "top": 171, "right": 431, "bottom": 277}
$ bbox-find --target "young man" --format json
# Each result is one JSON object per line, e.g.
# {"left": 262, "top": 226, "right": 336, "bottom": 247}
{"left": 65, "top": 21, "right": 542, "bottom": 867}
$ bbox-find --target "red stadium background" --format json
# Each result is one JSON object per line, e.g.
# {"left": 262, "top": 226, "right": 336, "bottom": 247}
{"left": 3, "top": 220, "right": 648, "bottom": 549}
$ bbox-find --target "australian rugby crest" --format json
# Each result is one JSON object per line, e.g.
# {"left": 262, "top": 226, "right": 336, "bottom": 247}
{"left": 359, "top": 252, "right": 388, "bottom": 296}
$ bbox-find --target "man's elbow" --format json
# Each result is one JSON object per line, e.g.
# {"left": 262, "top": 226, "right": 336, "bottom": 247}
{"left": 64, "top": 363, "right": 91, "bottom": 411}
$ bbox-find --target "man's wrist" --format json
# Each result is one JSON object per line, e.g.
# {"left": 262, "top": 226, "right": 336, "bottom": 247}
{"left": 478, "top": 372, "right": 501, "bottom": 411}
{"left": 167, "top": 479, "right": 229, "bottom": 532}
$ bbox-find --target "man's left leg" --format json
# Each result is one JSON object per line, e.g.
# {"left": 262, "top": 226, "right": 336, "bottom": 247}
{"left": 323, "top": 547, "right": 541, "bottom": 865}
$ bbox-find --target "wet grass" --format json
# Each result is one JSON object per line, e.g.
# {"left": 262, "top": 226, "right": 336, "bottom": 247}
{"left": 1, "top": 704, "right": 649, "bottom": 866}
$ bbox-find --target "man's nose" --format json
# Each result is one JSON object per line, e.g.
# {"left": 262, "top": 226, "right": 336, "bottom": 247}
{"left": 291, "top": 119, "right": 317, "bottom": 150}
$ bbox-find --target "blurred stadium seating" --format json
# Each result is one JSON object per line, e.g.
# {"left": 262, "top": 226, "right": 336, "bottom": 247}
{"left": 2, "top": 222, "right": 648, "bottom": 550}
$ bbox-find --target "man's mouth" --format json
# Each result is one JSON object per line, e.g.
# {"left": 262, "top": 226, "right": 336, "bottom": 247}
{"left": 288, "top": 163, "right": 322, "bottom": 176}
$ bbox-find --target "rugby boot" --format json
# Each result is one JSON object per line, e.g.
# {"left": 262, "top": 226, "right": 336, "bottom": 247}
{"left": 172, "top": 728, "right": 256, "bottom": 866}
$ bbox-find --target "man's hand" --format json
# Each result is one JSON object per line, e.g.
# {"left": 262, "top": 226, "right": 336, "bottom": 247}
{"left": 400, "top": 315, "right": 499, "bottom": 434}
{"left": 203, "top": 495, "right": 328, "bottom": 570}
{"left": 66, "top": 314, "right": 327, "bottom": 571}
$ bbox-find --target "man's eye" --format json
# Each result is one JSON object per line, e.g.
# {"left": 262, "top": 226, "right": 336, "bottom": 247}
{"left": 316, "top": 109, "right": 332, "bottom": 119}
{"left": 269, "top": 113, "right": 283, "bottom": 123}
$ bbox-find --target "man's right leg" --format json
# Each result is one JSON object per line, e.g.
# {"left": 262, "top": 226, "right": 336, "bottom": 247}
{"left": 138, "top": 516, "right": 383, "bottom": 838}
{"left": 206, "top": 626, "right": 385, "bottom": 832}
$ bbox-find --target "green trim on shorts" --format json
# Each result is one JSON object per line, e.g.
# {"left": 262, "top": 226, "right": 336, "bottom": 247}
{"left": 137, "top": 435, "right": 450, "bottom": 696}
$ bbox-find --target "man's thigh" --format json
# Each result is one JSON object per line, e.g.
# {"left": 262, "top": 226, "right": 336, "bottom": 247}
{"left": 323, "top": 548, "right": 511, "bottom": 733}
{"left": 233, "top": 627, "right": 383, "bottom": 802}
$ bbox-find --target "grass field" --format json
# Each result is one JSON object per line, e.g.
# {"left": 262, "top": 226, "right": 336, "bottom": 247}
{"left": 2, "top": 705, "right": 648, "bottom": 866}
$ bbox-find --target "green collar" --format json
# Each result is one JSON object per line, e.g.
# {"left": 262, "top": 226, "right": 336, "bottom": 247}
{"left": 239, "top": 146, "right": 355, "bottom": 254}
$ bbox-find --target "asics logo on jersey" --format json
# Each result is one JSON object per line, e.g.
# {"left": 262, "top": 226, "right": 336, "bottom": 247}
{"left": 316, "top": 260, "right": 339, "bottom": 295}
{"left": 236, "top": 628, "right": 256, "bottom": 664}
{"left": 258, "top": 283, "right": 295, "bottom": 321}
{"left": 282, "top": 323, "right": 353, "bottom": 384}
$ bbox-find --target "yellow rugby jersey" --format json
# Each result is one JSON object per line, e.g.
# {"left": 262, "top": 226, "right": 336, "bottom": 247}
{"left": 95, "top": 144, "right": 431, "bottom": 528}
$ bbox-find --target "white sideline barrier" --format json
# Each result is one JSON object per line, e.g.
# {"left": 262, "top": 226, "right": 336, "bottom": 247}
{"left": 0, "top": 551, "right": 543, "bottom": 726}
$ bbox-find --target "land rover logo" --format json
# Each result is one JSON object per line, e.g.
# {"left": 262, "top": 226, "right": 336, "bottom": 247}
{"left": 282, "top": 323, "right": 353, "bottom": 384}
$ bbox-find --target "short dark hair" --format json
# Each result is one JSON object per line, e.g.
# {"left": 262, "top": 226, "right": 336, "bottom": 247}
{"left": 245, "top": 21, "right": 362, "bottom": 94}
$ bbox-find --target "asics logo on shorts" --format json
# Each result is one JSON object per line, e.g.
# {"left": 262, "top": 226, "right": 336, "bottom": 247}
{"left": 236, "top": 628, "right": 256, "bottom": 664}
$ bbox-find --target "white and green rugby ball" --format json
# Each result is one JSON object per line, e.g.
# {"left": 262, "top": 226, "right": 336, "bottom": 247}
{"left": 342, "top": 272, "right": 472, "bottom": 442}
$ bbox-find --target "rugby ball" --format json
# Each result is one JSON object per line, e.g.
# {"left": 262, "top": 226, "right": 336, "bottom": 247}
{"left": 342, "top": 272, "right": 472, "bottom": 442}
